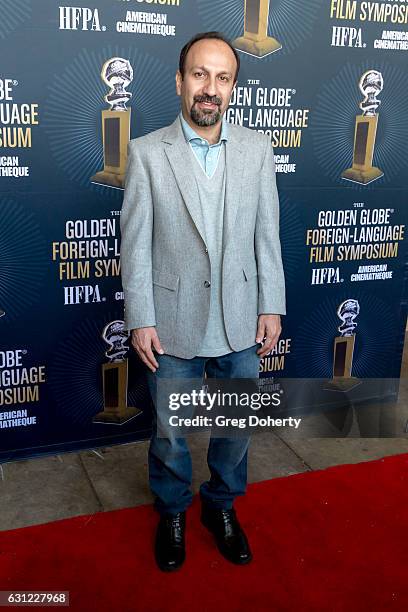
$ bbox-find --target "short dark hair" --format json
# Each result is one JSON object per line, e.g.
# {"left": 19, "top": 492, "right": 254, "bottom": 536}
{"left": 179, "top": 31, "right": 240, "bottom": 82}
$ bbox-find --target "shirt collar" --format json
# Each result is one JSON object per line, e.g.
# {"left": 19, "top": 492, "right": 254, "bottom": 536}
{"left": 179, "top": 111, "right": 228, "bottom": 145}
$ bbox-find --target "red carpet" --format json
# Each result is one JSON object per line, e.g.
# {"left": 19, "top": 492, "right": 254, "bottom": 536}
{"left": 1, "top": 454, "right": 408, "bottom": 612}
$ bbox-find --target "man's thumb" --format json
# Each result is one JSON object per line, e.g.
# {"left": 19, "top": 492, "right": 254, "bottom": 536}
{"left": 152, "top": 332, "right": 164, "bottom": 354}
{"left": 256, "top": 322, "right": 265, "bottom": 344}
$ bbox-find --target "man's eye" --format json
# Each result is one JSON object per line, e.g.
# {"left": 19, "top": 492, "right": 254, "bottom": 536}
{"left": 194, "top": 72, "right": 205, "bottom": 78}
{"left": 219, "top": 76, "right": 229, "bottom": 82}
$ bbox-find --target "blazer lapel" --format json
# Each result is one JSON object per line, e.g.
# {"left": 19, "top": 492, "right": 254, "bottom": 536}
{"left": 222, "top": 132, "right": 245, "bottom": 254}
{"left": 162, "top": 117, "right": 246, "bottom": 253}
{"left": 162, "top": 118, "right": 207, "bottom": 246}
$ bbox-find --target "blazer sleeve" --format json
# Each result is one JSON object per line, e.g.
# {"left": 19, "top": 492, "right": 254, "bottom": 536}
{"left": 255, "top": 138, "right": 286, "bottom": 316}
{"left": 120, "top": 141, "right": 156, "bottom": 331}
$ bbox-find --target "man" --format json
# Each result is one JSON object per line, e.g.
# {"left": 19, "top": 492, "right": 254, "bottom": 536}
{"left": 120, "top": 32, "right": 286, "bottom": 571}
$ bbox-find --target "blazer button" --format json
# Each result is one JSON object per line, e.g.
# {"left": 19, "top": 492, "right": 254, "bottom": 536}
{"left": 205, "top": 247, "right": 208, "bottom": 254}
{"left": 204, "top": 280, "right": 211, "bottom": 288}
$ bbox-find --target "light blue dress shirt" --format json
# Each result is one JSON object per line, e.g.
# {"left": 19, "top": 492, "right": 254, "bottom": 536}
{"left": 179, "top": 112, "right": 228, "bottom": 178}
{"left": 178, "top": 112, "right": 233, "bottom": 356}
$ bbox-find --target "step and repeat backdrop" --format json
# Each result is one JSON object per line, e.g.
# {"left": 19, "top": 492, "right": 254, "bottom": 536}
{"left": 1, "top": 0, "right": 408, "bottom": 460}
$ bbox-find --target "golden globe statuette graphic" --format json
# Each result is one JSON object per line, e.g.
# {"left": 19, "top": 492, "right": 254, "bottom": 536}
{"left": 90, "top": 58, "right": 133, "bottom": 189}
{"left": 93, "top": 320, "right": 142, "bottom": 424}
{"left": 326, "top": 299, "right": 361, "bottom": 392}
{"left": 233, "top": 0, "right": 281, "bottom": 57}
{"left": 342, "top": 70, "right": 384, "bottom": 185}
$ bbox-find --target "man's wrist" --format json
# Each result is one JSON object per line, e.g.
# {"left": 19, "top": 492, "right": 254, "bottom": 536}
{"left": 258, "top": 313, "right": 280, "bottom": 316}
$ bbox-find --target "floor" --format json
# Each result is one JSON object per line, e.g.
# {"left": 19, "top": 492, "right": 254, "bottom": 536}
{"left": 1, "top": 337, "right": 407, "bottom": 532}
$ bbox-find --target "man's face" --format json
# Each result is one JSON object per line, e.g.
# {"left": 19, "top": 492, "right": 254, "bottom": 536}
{"left": 176, "top": 38, "right": 237, "bottom": 127}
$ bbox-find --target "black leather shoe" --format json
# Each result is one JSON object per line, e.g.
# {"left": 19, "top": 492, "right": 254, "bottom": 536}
{"left": 201, "top": 506, "right": 252, "bottom": 565}
{"left": 154, "top": 511, "right": 186, "bottom": 572}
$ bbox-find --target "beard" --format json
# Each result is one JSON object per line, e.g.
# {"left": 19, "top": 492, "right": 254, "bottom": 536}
{"left": 190, "top": 94, "right": 222, "bottom": 127}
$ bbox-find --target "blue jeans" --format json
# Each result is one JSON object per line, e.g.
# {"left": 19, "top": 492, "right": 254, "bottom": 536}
{"left": 146, "top": 345, "right": 261, "bottom": 515}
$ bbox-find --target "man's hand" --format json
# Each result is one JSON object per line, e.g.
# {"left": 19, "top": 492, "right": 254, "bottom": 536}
{"left": 256, "top": 314, "right": 281, "bottom": 358}
{"left": 131, "top": 327, "right": 164, "bottom": 372}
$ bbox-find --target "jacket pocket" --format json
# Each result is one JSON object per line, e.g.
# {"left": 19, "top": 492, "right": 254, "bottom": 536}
{"left": 152, "top": 269, "right": 179, "bottom": 341}
{"left": 242, "top": 261, "right": 258, "bottom": 281}
{"left": 152, "top": 269, "right": 179, "bottom": 291}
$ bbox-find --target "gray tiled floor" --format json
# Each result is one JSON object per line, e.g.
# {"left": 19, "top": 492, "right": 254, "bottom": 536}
{"left": 1, "top": 336, "right": 407, "bottom": 532}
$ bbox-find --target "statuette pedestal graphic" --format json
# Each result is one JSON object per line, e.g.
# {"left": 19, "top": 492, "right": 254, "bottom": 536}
{"left": 93, "top": 321, "right": 142, "bottom": 424}
{"left": 325, "top": 299, "right": 361, "bottom": 392}
{"left": 91, "top": 57, "right": 133, "bottom": 189}
{"left": 233, "top": 0, "right": 281, "bottom": 57}
{"left": 342, "top": 70, "right": 384, "bottom": 185}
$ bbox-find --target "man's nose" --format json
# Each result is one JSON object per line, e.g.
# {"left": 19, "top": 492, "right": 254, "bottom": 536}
{"left": 202, "top": 75, "right": 218, "bottom": 98}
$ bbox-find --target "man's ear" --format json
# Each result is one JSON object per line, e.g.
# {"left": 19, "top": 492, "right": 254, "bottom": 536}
{"left": 175, "top": 70, "right": 183, "bottom": 96}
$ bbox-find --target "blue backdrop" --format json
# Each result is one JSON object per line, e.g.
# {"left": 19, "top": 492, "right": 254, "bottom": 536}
{"left": 1, "top": 0, "right": 407, "bottom": 460}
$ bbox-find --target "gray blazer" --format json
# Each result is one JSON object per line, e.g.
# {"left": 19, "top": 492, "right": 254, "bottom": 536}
{"left": 120, "top": 116, "right": 286, "bottom": 359}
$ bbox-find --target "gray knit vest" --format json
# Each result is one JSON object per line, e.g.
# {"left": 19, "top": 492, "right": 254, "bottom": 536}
{"left": 188, "top": 143, "right": 233, "bottom": 357}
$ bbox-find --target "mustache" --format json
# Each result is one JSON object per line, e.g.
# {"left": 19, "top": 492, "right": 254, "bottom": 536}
{"left": 193, "top": 94, "right": 222, "bottom": 106}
